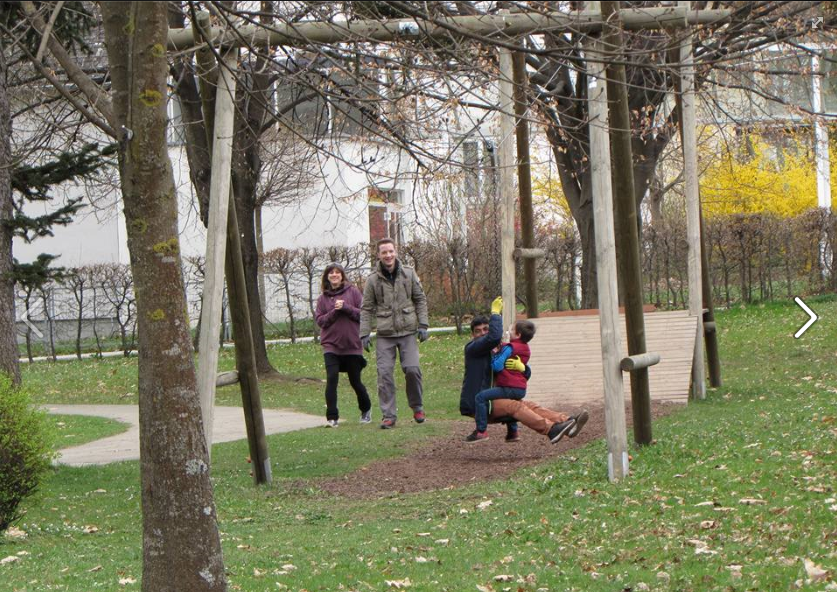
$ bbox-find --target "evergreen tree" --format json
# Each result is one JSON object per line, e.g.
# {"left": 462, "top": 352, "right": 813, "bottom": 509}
{"left": 10, "top": 142, "right": 116, "bottom": 244}
{"left": 0, "top": 1, "right": 101, "bottom": 382}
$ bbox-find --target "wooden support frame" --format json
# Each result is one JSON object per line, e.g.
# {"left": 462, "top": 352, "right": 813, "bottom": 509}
{"left": 170, "top": 3, "right": 730, "bottom": 484}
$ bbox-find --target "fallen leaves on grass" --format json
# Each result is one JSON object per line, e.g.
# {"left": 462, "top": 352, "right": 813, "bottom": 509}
{"left": 686, "top": 539, "right": 718, "bottom": 555}
{"left": 4, "top": 526, "right": 26, "bottom": 539}
{"left": 803, "top": 558, "right": 830, "bottom": 583}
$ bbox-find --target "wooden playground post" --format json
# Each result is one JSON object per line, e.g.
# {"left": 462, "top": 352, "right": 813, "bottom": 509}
{"left": 224, "top": 200, "right": 272, "bottom": 485}
{"left": 700, "top": 203, "right": 722, "bottom": 387}
{"left": 196, "top": 45, "right": 237, "bottom": 455}
{"left": 601, "top": 0, "right": 654, "bottom": 445}
{"left": 498, "top": 46, "right": 517, "bottom": 327}
{"left": 584, "top": 0, "right": 629, "bottom": 482}
{"left": 193, "top": 12, "right": 271, "bottom": 482}
{"left": 678, "top": 0, "right": 707, "bottom": 400}
{"left": 512, "top": 50, "right": 539, "bottom": 318}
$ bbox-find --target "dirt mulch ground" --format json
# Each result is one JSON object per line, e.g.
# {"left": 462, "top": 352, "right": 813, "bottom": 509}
{"left": 319, "top": 401, "right": 682, "bottom": 499}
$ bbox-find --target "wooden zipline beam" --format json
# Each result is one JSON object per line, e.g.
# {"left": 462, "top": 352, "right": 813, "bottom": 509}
{"left": 167, "top": 7, "right": 731, "bottom": 51}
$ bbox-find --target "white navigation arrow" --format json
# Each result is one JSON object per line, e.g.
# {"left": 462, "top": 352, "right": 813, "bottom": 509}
{"left": 794, "top": 297, "right": 819, "bottom": 339}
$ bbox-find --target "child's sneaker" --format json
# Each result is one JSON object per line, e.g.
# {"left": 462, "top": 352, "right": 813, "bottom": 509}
{"left": 548, "top": 419, "right": 575, "bottom": 443}
{"left": 465, "top": 430, "right": 489, "bottom": 443}
{"left": 360, "top": 411, "right": 372, "bottom": 424}
{"left": 413, "top": 410, "right": 426, "bottom": 423}
{"left": 505, "top": 428, "right": 520, "bottom": 442}
{"left": 568, "top": 410, "right": 588, "bottom": 438}
{"left": 326, "top": 419, "right": 338, "bottom": 428}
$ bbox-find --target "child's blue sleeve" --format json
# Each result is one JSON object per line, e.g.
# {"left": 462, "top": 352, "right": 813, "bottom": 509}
{"left": 492, "top": 345, "right": 513, "bottom": 373}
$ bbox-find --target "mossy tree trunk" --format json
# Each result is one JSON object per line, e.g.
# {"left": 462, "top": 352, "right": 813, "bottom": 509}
{"left": 100, "top": 4, "right": 226, "bottom": 590}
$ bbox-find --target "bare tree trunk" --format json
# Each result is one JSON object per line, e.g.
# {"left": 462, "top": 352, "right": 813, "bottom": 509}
{"left": 22, "top": 291, "right": 34, "bottom": 363}
{"left": 784, "top": 231, "right": 793, "bottom": 299}
{"left": 100, "top": 4, "right": 226, "bottom": 591}
{"left": 91, "top": 285, "right": 103, "bottom": 358}
{"left": 71, "top": 277, "right": 85, "bottom": 360}
{"left": 0, "top": 48, "right": 19, "bottom": 384}
{"left": 41, "top": 289, "right": 56, "bottom": 361}
{"left": 568, "top": 246, "right": 579, "bottom": 310}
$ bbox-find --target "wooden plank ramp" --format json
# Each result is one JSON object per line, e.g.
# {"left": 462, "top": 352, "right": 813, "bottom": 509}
{"left": 526, "top": 310, "right": 697, "bottom": 409}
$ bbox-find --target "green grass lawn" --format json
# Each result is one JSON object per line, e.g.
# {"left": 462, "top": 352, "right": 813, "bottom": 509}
{"left": 4, "top": 297, "right": 836, "bottom": 591}
{"left": 48, "top": 415, "right": 129, "bottom": 448}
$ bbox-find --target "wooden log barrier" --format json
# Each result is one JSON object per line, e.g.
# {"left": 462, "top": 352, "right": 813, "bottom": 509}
{"left": 216, "top": 371, "right": 240, "bottom": 388}
{"left": 620, "top": 352, "right": 661, "bottom": 372}
{"left": 513, "top": 247, "right": 546, "bottom": 259}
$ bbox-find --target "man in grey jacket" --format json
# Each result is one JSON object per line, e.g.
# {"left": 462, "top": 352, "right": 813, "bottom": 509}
{"left": 360, "top": 238, "right": 429, "bottom": 429}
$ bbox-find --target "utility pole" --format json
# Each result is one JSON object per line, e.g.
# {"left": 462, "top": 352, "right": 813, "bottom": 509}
{"left": 585, "top": 1, "right": 629, "bottom": 481}
{"left": 601, "top": 0, "right": 653, "bottom": 445}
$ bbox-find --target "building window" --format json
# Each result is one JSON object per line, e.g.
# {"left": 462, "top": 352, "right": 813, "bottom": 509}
{"left": 368, "top": 187, "right": 403, "bottom": 246}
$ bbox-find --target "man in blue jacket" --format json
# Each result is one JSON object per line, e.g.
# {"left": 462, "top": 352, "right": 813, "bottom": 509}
{"left": 459, "top": 297, "right": 588, "bottom": 443}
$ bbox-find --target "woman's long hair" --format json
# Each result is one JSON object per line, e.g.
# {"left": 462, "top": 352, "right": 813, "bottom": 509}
{"left": 321, "top": 263, "right": 349, "bottom": 293}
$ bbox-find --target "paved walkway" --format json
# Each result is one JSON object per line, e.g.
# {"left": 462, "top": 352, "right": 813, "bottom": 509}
{"left": 45, "top": 405, "right": 323, "bottom": 467}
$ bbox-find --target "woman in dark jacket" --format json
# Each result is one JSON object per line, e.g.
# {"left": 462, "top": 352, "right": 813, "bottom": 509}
{"left": 314, "top": 263, "right": 372, "bottom": 427}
